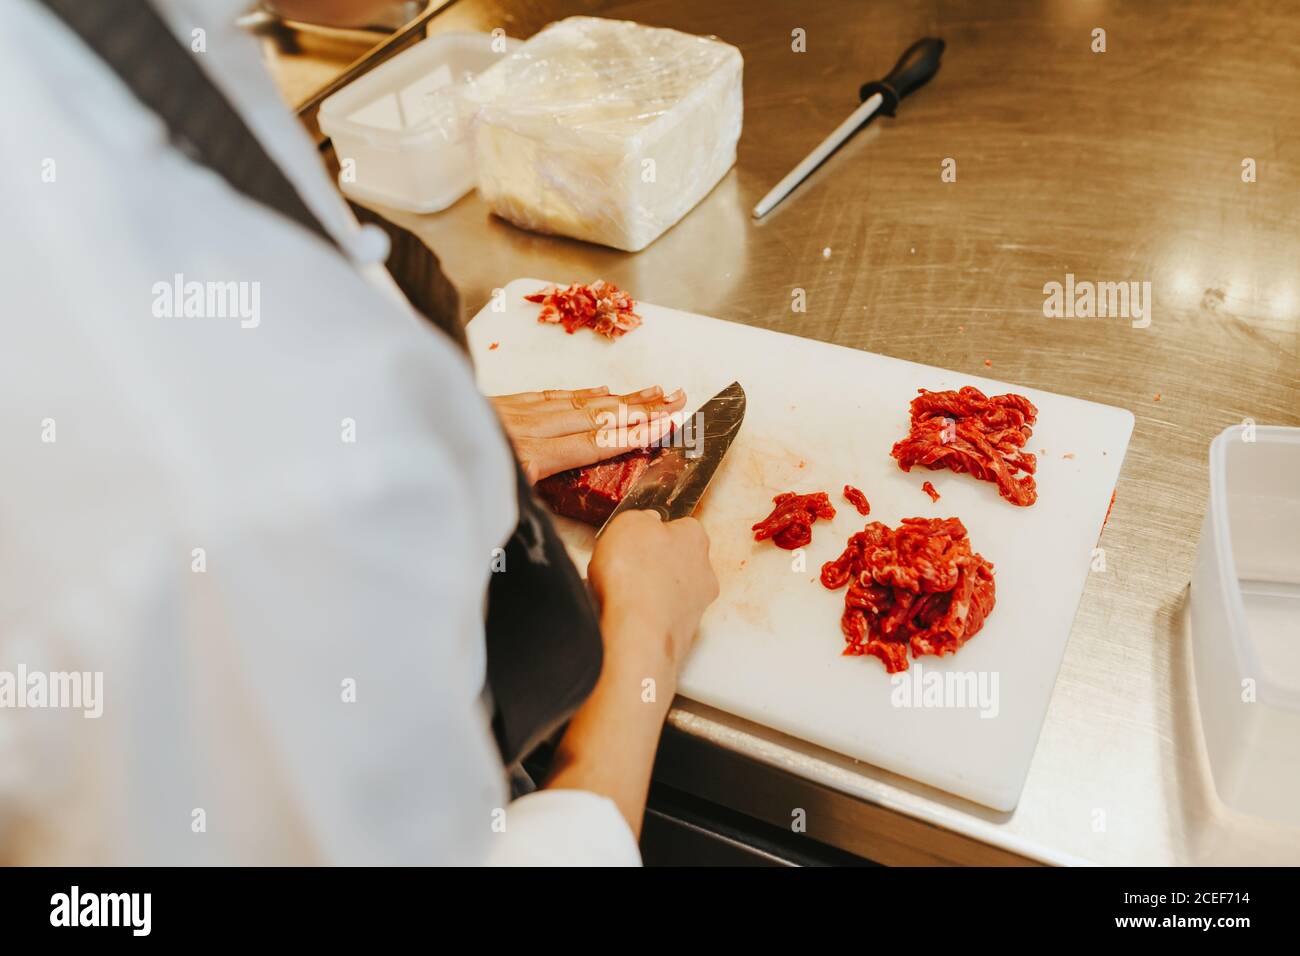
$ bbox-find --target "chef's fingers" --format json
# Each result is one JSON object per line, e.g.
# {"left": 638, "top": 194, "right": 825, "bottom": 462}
{"left": 493, "top": 385, "right": 611, "bottom": 405}
{"left": 511, "top": 389, "right": 686, "bottom": 439}
{"left": 531, "top": 411, "right": 678, "bottom": 481}
{"left": 561, "top": 384, "right": 663, "bottom": 407}
{"left": 494, "top": 383, "right": 670, "bottom": 409}
{"left": 528, "top": 383, "right": 664, "bottom": 412}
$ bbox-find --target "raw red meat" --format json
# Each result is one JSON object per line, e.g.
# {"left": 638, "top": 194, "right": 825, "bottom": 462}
{"left": 752, "top": 492, "right": 836, "bottom": 550}
{"left": 524, "top": 280, "right": 641, "bottom": 339}
{"left": 842, "top": 485, "right": 871, "bottom": 516}
{"left": 535, "top": 446, "right": 659, "bottom": 525}
{"left": 921, "top": 480, "right": 940, "bottom": 502}
{"left": 820, "top": 517, "right": 996, "bottom": 673}
{"left": 891, "top": 386, "right": 1039, "bottom": 506}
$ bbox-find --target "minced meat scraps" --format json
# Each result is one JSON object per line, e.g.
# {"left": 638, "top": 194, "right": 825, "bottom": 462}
{"left": 524, "top": 280, "right": 641, "bottom": 339}
{"left": 820, "top": 517, "right": 996, "bottom": 673}
{"left": 891, "top": 386, "right": 1039, "bottom": 506}
{"left": 535, "top": 446, "right": 659, "bottom": 525}
{"left": 842, "top": 485, "right": 871, "bottom": 516}
{"left": 752, "top": 491, "right": 836, "bottom": 550}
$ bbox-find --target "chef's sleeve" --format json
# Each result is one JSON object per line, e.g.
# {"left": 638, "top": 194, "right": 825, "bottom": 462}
{"left": 487, "top": 790, "right": 642, "bottom": 866}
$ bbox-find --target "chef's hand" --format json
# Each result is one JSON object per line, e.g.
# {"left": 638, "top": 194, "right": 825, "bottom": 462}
{"left": 491, "top": 385, "right": 686, "bottom": 484}
{"left": 587, "top": 510, "right": 720, "bottom": 682}
{"left": 546, "top": 510, "right": 719, "bottom": 839}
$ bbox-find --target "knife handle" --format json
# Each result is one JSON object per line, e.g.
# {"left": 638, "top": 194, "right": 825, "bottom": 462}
{"left": 595, "top": 501, "right": 673, "bottom": 538}
{"left": 859, "top": 37, "right": 945, "bottom": 116}
{"left": 644, "top": 503, "right": 673, "bottom": 522}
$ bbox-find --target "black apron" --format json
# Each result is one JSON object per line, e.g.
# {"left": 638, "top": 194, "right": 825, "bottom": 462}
{"left": 38, "top": 0, "right": 603, "bottom": 769}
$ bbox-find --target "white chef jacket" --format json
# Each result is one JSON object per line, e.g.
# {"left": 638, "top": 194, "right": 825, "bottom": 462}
{"left": 0, "top": 0, "right": 639, "bottom": 866}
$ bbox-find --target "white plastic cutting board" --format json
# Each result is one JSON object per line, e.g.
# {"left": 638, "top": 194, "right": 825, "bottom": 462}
{"left": 468, "top": 278, "right": 1134, "bottom": 811}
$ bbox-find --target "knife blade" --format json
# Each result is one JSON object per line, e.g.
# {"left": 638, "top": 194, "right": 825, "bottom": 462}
{"left": 596, "top": 381, "right": 747, "bottom": 534}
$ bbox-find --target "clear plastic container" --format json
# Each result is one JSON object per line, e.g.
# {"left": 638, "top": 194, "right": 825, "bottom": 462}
{"left": 1189, "top": 424, "right": 1300, "bottom": 826}
{"left": 318, "top": 31, "right": 517, "bottom": 213}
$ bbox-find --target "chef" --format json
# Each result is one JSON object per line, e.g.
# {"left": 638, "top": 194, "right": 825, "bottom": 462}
{"left": 0, "top": 0, "right": 719, "bottom": 864}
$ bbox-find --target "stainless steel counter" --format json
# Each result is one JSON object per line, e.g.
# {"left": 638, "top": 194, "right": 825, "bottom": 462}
{"left": 276, "top": 0, "right": 1300, "bottom": 864}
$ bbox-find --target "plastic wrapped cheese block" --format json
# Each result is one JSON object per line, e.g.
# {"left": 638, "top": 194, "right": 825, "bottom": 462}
{"left": 462, "top": 17, "right": 743, "bottom": 252}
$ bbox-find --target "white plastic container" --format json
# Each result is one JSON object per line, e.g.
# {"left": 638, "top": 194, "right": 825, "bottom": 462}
{"left": 318, "top": 31, "right": 517, "bottom": 213}
{"left": 1189, "top": 424, "right": 1300, "bottom": 826}
{"left": 461, "top": 17, "right": 744, "bottom": 251}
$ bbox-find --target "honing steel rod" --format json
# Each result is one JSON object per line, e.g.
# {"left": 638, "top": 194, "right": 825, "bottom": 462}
{"left": 752, "top": 37, "right": 946, "bottom": 219}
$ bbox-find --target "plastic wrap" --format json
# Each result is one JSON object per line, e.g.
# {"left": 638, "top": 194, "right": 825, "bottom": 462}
{"left": 462, "top": 17, "right": 744, "bottom": 252}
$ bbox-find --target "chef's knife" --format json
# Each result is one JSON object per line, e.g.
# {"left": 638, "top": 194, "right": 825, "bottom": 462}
{"left": 596, "top": 381, "right": 747, "bottom": 534}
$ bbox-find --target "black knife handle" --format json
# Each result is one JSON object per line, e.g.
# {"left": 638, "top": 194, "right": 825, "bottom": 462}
{"left": 859, "top": 37, "right": 945, "bottom": 116}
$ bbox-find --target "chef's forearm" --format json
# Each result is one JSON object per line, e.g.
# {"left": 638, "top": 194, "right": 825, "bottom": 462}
{"left": 544, "top": 609, "right": 676, "bottom": 840}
